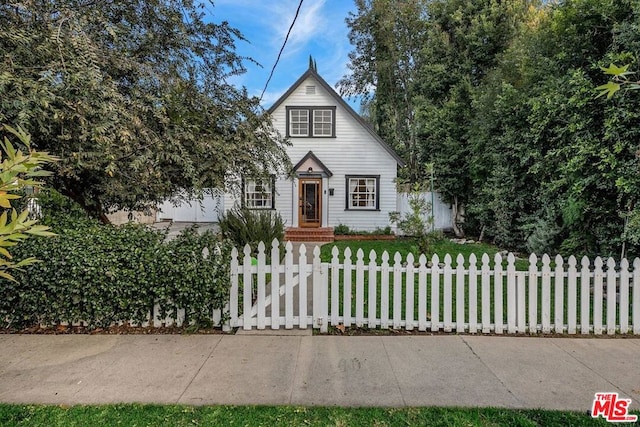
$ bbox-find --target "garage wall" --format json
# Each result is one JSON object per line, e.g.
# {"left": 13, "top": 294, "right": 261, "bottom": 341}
{"left": 156, "top": 193, "right": 224, "bottom": 222}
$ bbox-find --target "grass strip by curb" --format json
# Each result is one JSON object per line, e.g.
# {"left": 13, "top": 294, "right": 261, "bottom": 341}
{"left": 0, "top": 404, "right": 629, "bottom": 427}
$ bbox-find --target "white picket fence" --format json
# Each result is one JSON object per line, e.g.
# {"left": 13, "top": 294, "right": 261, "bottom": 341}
{"left": 228, "top": 240, "right": 640, "bottom": 335}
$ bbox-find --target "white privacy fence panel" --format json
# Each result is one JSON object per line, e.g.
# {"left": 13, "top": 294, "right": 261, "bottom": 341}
{"left": 396, "top": 191, "right": 453, "bottom": 231}
{"left": 228, "top": 240, "right": 640, "bottom": 335}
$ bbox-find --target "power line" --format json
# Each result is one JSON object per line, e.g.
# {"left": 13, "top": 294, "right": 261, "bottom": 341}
{"left": 260, "top": 0, "right": 304, "bottom": 102}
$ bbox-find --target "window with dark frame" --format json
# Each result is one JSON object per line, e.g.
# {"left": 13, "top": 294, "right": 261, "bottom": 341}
{"left": 346, "top": 176, "right": 379, "bottom": 210}
{"left": 313, "top": 109, "right": 333, "bottom": 136}
{"left": 287, "top": 107, "right": 335, "bottom": 137}
{"left": 243, "top": 177, "right": 274, "bottom": 209}
{"left": 289, "top": 109, "right": 309, "bottom": 137}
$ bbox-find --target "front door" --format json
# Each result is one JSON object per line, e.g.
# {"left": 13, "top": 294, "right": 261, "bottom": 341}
{"left": 299, "top": 178, "right": 321, "bottom": 227}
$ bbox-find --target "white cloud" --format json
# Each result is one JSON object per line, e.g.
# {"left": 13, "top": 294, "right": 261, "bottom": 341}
{"left": 269, "top": 0, "right": 327, "bottom": 55}
{"left": 206, "top": 0, "right": 358, "bottom": 109}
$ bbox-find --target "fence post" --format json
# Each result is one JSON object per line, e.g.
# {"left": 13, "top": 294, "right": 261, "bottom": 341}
{"left": 355, "top": 249, "right": 365, "bottom": 327}
{"left": 406, "top": 253, "right": 415, "bottom": 331}
{"left": 393, "top": 252, "right": 403, "bottom": 330}
{"left": 468, "top": 254, "right": 478, "bottom": 334}
{"left": 331, "top": 246, "right": 340, "bottom": 327}
{"left": 285, "top": 241, "right": 294, "bottom": 329}
{"left": 567, "top": 256, "right": 577, "bottom": 334}
{"left": 344, "top": 247, "right": 353, "bottom": 328}
{"left": 506, "top": 253, "right": 516, "bottom": 334}
{"left": 494, "top": 253, "right": 504, "bottom": 334}
{"left": 321, "top": 263, "right": 329, "bottom": 333}
{"left": 299, "top": 244, "right": 308, "bottom": 329}
{"left": 271, "top": 239, "right": 281, "bottom": 330}
{"left": 430, "top": 254, "right": 440, "bottom": 332}
{"left": 418, "top": 254, "right": 428, "bottom": 332}
{"left": 593, "top": 257, "right": 604, "bottom": 335}
{"left": 619, "top": 258, "right": 629, "bottom": 334}
{"left": 312, "top": 245, "right": 322, "bottom": 329}
{"left": 243, "top": 244, "right": 253, "bottom": 330}
{"left": 606, "top": 258, "right": 617, "bottom": 335}
{"left": 481, "top": 253, "right": 490, "bottom": 334}
{"left": 455, "top": 254, "right": 465, "bottom": 333}
{"left": 554, "top": 254, "right": 565, "bottom": 334}
{"left": 228, "top": 247, "right": 239, "bottom": 330}
{"left": 257, "top": 242, "right": 266, "bottom": 330}
{"left": 443, "top": 254, "right": 453, "bottom": 332}
{"left": 580, "top": 256, "right": 591, "bottom": 335}
{"left": 381, "top": 251, "right": 390, "bottom": 329}
{"left": 368, "top": 250, "right": 378, "bottom": 329}
{"left": 528, "top": 254, "right": 538, "bottom": 334}
{"left": 516, "top": 272, "right": 526, "bottom": 333}
{"left": 541, "top": 254, "right": 551, "bottom": 334}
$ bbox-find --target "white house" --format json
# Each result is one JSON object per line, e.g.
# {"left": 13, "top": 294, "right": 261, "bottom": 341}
{"left": 156, "top": 66, "right": 455, "bottom": 237}
{"left": 219, "top": 65, "right": 405, "bottom": 240}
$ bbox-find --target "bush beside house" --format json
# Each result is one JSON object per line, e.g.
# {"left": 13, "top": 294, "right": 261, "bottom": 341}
{"left": 1, "top": 190, "right": 231, "bottom": 330}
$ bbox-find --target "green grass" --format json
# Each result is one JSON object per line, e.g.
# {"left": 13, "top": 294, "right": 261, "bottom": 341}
{"left": 320, "top": 238, "right": 530, "bottom": 269}
{"left": 0, "top": 404, "right": 625, "bottom": 426}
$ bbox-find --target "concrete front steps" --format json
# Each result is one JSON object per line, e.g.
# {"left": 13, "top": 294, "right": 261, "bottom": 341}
{"left": 284, "top": 227, "right": 335, "bottom": 242}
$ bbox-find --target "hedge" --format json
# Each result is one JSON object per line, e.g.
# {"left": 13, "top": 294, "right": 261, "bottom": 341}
{"left": 1, "top": 198, "right": 231, "bottom": 329}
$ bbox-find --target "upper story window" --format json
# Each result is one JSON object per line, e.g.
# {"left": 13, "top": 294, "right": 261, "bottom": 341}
{"left": 289, "top": 109, "right": 309, "bottom": 137}
{"left": 287, "top": 106, "right": 336, "bottom": 138}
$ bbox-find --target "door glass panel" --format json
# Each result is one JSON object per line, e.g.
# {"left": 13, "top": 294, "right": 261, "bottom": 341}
{"left": 300, "top": 180, "right": 321, "bottom": 226}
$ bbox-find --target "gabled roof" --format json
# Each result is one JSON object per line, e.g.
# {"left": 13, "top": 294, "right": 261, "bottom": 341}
{"left": 268, "top": 67, "right": 406, "bottom": 167}
{"left": 292, "top": 151, "right": 333, "bottom": 177}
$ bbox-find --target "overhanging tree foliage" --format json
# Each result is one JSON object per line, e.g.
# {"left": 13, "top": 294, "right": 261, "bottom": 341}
{"left": 0, "top": 0, "right": 289, "bottom": 222}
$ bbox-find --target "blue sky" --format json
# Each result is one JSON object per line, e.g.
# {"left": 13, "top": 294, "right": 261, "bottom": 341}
{"left": 211, "top": 0, "right": 359, "bottom": 110}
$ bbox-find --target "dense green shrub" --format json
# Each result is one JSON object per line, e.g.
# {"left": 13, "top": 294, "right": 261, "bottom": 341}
{"left": 219, "top": 206, "right": 284, "bottom": 251}
{"left": 333, "top": 224, "right": 351, "bottom": 235}
{"left": 1, "top": 218, "right": 231, "bottom": 330}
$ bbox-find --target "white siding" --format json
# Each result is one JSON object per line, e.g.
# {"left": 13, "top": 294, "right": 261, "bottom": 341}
{"left": 270, "top": 75, "right": 399, "bottom": 231}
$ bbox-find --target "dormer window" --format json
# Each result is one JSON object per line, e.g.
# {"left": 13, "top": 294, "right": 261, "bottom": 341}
{"left": 287, "top": 106, "right": 336, "bottom": 138}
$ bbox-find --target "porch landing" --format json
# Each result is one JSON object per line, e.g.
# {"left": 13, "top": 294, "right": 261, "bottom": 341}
{"left": 284, "top": 227, "right": 334, "bottom": 242}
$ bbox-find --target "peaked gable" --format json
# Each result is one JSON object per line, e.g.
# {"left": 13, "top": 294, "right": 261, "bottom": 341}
{"left": 268, "top": 68, "right": 406, "bottom": 167}
{"left": 293, "top": 151, "right": 333, "bottom": 177}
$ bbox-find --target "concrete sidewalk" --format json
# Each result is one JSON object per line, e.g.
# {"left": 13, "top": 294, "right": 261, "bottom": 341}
{"left": 0, "top": 334, "right": 639, "bottom": 411}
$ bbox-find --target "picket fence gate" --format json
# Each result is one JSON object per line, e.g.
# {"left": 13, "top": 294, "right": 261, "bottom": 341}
{"left": 227, "top": 240, "right": 640, "bottom": 335}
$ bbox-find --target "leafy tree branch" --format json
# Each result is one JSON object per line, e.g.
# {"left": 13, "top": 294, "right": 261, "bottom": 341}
{"left": 596, "top": 63, "right": 640, "bottom": 98}
{"left": 0, "top": 125, "right": 58, "bottom": 281}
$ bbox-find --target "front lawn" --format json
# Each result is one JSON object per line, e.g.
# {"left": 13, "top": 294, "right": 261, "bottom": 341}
{"left": 0, "top": 404, "right": 621, "bottom": 426}
{"left": 319, "top": 237, "right": 528, "bottom": 269}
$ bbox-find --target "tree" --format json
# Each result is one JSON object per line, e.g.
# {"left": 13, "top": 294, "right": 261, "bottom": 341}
{"left": 338, "top": 0, "right": 429, "bottom": 182}
{"left": 0, "top": 125, "right": 57, "bottom": 281}
{"left": 466, "top": 0, "right": 640, "bottom": 257}
{"left": 415, "top": 0, "right": 529, "bottom": 236}
{"left": 0, "top": 1, "right": 289, "bottom": 222}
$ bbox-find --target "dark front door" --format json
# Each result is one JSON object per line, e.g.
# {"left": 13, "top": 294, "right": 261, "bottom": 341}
{"left": 299, "top": 178, "right": 321, "bottom": 227}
